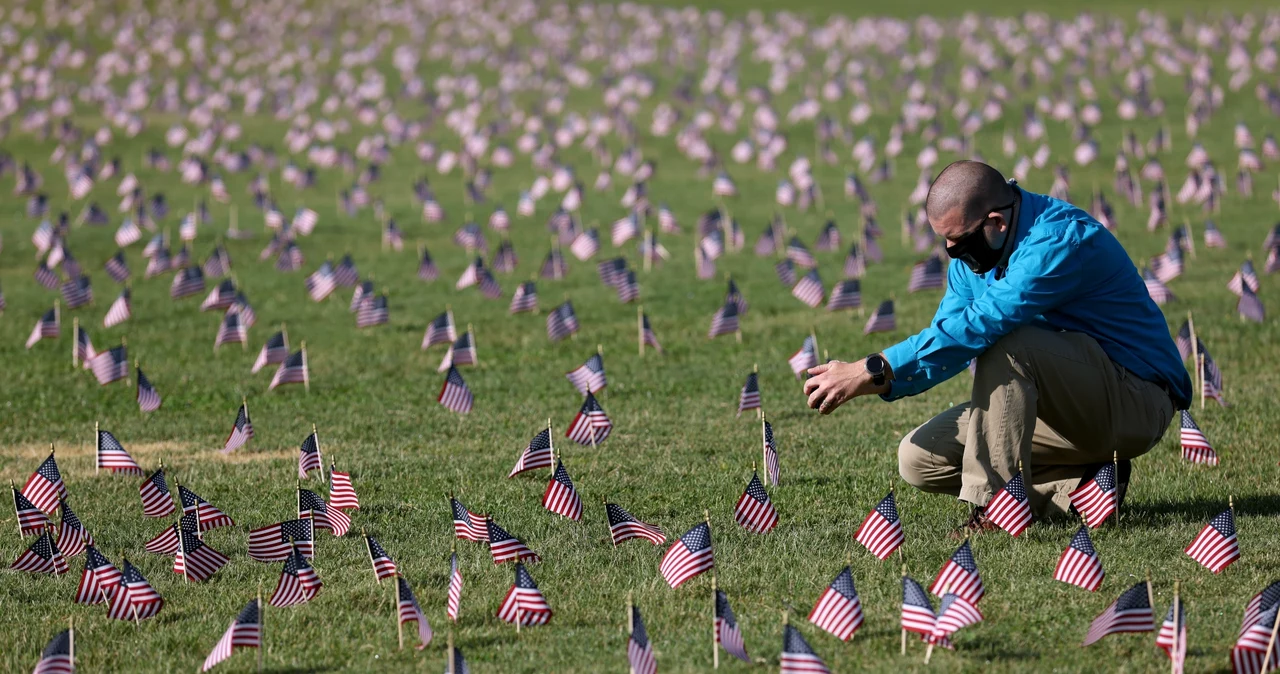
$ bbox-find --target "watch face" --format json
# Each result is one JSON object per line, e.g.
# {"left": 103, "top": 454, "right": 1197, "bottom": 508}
{"left": 866, "top": 356, "right": 884, "bottom": 374}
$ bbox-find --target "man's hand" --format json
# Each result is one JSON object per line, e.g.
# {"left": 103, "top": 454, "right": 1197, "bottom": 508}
{"left": 803, "top": 358, "right": 891, "bottom": 414}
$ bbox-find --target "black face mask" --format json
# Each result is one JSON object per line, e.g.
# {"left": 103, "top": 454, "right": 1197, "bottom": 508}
{"left": 945, "top": 200, "right": 1015, "bottom": 275}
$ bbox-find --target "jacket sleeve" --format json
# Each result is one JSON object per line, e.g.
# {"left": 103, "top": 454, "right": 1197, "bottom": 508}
{"left": 879, "top": 224, "right": 1087, "bottom": 400}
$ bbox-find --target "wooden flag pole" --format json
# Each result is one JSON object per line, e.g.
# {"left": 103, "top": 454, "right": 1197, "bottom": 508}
{"left": 447, "top": 628, "right": 455, "bottom": 674}
{"left": 1113, "top": 452, "right": 1120, "bottom": 523}
{"left": 258, "top": 583, "right": 265, "bottom": 673}
{"left": 68, "top": 616, "right": 74, "bottom": 670}
{"left": 1146, "top": 571, "right": 1157, "bottom": 632}
{"left": 901, "top": 564, "right": 908, "bottom": 655}
{"left": 1264, "top": 595, "right": 1280, "bottom": 674}
{"left": 753, "top": 363, "right": 761, "bottom": 420}
{"left": 94, "top": 421, "right": 100, "bottom": 475}
{"left": 1171, "top": 580, "right": 1181, "bottom": 674}
{"left": 711, "top": 571, "right": 719, "bottom": 669}
{"left": 72, "top": 317, "right": 79, "bottom": 368}
{"left": 1184, "top": 219, "right": 1196, "bottom": 260}
{"left": 281, "top": 322, "right": 289, "bottom": 351}
{"left": 924, "top": 583, "right": 949, "bottom": 664}
{"left": 363, "top": 528, "right": 380, "bottom": 584}
{"left": 637, "top": 306, "right": 644, "bottom": 356}
{"left": 1198, "top": 354, "right": 1206, "bottom": 410}
{"left": 627, "top": 591, "right": 636, "bottom": 674}
{"left": 54, "top": 299, "right": 60, "bottom": 338}
{"left": 547, "top": 418, "right": 555, "bottom": 478}
{"left": 469, "top": 324, "right": 477, "bottom": 367}
{"left": 177, "top": 516, "right": 189, "bottom": 583}
{"left": 312, "top": 424, "right": 321, "bottom": 477}
{"left": 1187, "top": 312, "right": 1200, "bottom": 396}
{"left": 301, "top": 341, "right": 309, "bottom": 393}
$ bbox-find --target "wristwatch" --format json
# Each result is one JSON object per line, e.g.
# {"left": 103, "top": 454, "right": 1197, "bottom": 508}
{"left": 865, "top": 354, "right": 887, "bottom": 387}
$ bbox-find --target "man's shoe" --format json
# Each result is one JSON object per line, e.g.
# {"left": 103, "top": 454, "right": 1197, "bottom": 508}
{"left": 949, "top": 506, "right": 999, "bottom": 540}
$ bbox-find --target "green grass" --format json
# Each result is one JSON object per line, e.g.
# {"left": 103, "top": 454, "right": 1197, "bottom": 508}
{"left": 3, "top": 1, "right": 1280, "bottom": 672}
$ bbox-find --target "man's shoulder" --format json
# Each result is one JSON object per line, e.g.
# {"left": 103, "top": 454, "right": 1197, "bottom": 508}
{"left": 1024, "top": 191, "right": 1108, "bottom": 246}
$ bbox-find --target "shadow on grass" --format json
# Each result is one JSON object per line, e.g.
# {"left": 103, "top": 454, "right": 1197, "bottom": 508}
{"left": 1124, "top": 493, "right": 1280, "bottom": 526}
{"left": 963, "top": 635, "right": 1042, "bottom": 661}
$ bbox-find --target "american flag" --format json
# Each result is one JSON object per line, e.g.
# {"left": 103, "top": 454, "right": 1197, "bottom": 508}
{"left": 708, "top": 301, "right": 740, "bottom": 338}
{"left": 329, "top": 464, "right": 360, "bottom": 511}
{"left": 201, "top": 279, "right": 237, "bottom": 311}
{"left": 1228, "top": 259, "right": 1260, "bottom": 297}
{"left": 1200, "top": 352, "right": 1226, "bottom": 407}
{"left": 35, "top": 261, "right": 60, "bottom": 289}
{"left": 510, "top": 428, "right": 554, "bottom": 478}
{"left": 612, "top": 213, "right": 640, "bottom": 247}
{"left": 438, "top": 366, "right": 474, "bottom": 414}
{"left": 179, "top": 485, "right": 234, "bottom": 531}
{"left": 298, "top": 431, "right": 322, "bottom": 479}
{"left": 640, "top": 312, "right": 663, "bottom": 353}
{"left": 542, "top": 459, "right": 585, "bottom": 522}
{"left": 908, "top": 256, "right": 946, "bottom": 292}
{"left": 864, "top": 300, "right": 896, "bottom": 334}
{"left": 566, "top": 392, "right": 612, "bottom": 445}
{"left": 170, "top": 266, "right": 206, "bottom": 299}
{"left": 826, "top": 279, "right": 862, "bottom": 311}
{"left": 252, "top": 331, "right": 289, "bottom": 373}
{"left": 299, "top": 488, "right": 352, "bottom": 537}
{"left": 418, "top": 247, "right": 439, "bottom": 281}
{"left": 1069, "top": 463, "right": 1117, "bottom": 528}
{"left": 94, "top": 432, "right": 142, "bottom": 475}
{"left": 809, "top": 566, "right": 864, "bottom": 641}
{"left": 305, "top": 262, "right": 337, "bottom": 302}
{"left": 985, "top": 472, "right": 1033, "bottom": 537}
{"left": 215, "top": 312, "right": 248, "bottom": 349}
{"left": 775, "top": 258, "right": 798, "bottom": 286}
{"left": 598, "top": 257, "right": 628, "bottom": 287}
{"left": 815, "top": 221, "right": 841, "bottom": 251}
{"left": 334, "top": 256, "right": 359, "bottom": 286}
{"left": 59, "top": 275, "right": 92, "bottom": 309}
{"left": 715, "top": 589, "right": 751, "bottom": 662}
{"left": 1151, "top": 247, "right": 1184, "bottom": 283}
{"left": 509, "top": 281, "right": 538, "bottom": 314}
{"left": 929, "top": 540, "right": 984, "bottom": 604}
{"left": 451, "top": 497, "right": 487, "bottom": 542}
{"left": 628, "top": 604, "right": 657, "bottom": 674}
{"left": 33, "top": 629, "right": 72, "bottom": 674}
{"left": 738, "top": 372, "right": 761, "bottom": 416}
{"left": 855, "top": 490, "right": 905, "bottom": 560}
{"left": 792, "top": 269, "right": 825, "bottom": 308}
{"left": 1234, "top": 603, "right": 1280, "bottom": 674}
{"left": 658, "top": 203, "right": 678, "bottom": 233}
{"left": 541, "top": 248, "right": 568, "bottom": 280}
{"left": 763, "top": 420, "right": 780, "bottom": 486}
{"left": 1185, "top": 508, "right": 1240, "bottom": 574}
{"left": 269, "top": 349, "right": 308, "bottom": 390}
{"left": 781, "top": 624, "right": 830, "bottom": 674}
{"left": 90, "top": 345, "right": 128, "bottom": 385}
{"left": 57, "top": 498, "right": 92, "bottom": 557}
{"left": 75, "top": 545, "right": 122, "bottom": 605}
{"left": 104, "top": 288, "right": 131, "bottom": 327}
{"left": 788, "top": 335, "right": 818, "bottom": 378}
{"left": 696, "top": 246, "right": 716, "bottom": 280}
{"left": 174, "top": 530, "right": 230, "bottom": 581}
{"left": 487, "top": 515, "right": 541, "bottom": 564}
{"left": 1083, "top": 581, "right": 1153, "bottom": 645}
{"left": 136, "top": 366, "right": 161, "bottom": 412}
{"left": 901, "top": 574, "right": 937, "bottom": 639}
{"left": 786, "top": 237, "right": 816, "bottom": 267}
{"left": 201, "top": 599, "right": 261, "bottom": 672}
{"left": 1156, "top": 600, "right": 1187, "bottom": 673}
{"left": 144, "top": 519, "right": 184, "bottom": 555}
{"left": 203, "top": 246, "right": 231, "bottom": 279}
{"left": 477, "top": 266, "right": 502, "bottom": 299}
{"left": 1054, "top": 526, "right": 1105, "bottom": 591}
{"left": 1180, "top": 411, "right": 1218, "bottom": 465}
{"left": 144, "top": 247, "right": 171, "bottom": 278}
{"left": 734, "top": 472, "right": 779, "bottom": 534}
{"left": 497, "top": 562, "right": 553, "bottom": 626}
{"left": 22, "top": 454, "right": 66, "bottom": 513}
{"left": 104, "top": 251, "right": 130, "bottom": 282}
{"left": 364, "top": 535, "right": 398, "bottom": 580}
{"left": 616, "top": 270, "right": 640, "bottom": 303}
{"left": 447, "top": 645, "right": 470, "bottom": 674}
{"left": 107, "top": 559, "right": 164, "bottom": 621}
{"left": 566, "top": 353, "right": 607, "bottom": 394}
{"left": 13, "top": 487, "right": 50, "bottom": 535}
{"left": 248, "top": 518, "right": 313, "bottom": 562}
{"left": 268, "top": 545, "right": 322, "bottom": 607}
{"left": 447, "top": 551, "right": 463, "bottom": 621}
{"left": 115, "top": 218, "right": 141, "bottom": 247}
{"left": 931, "top": 592, "right": 984, "bottom": 642}
{"left": 724, "top": 279, "right": 749, "bottom": 316}
{"left": 606, "top": 502, "right": 666, "bottom": 546}
{"left": 139, "top": 468, "right": 175, "bottom": 518}
{"left": 454, "top": 222, "right": 486, "bottom": 251}
{"left": 660, "top": 521, "right": 714, "bottom": 589}
{"left": 26, "top": 307, "right": 60, "bottom": 349}
{"left": 356, "top": 294, "right": 390, "bottom": 328}
{"left": 490, "top": 206, "right": 511, "bottom": 231}
{"left": 422, "top": 312, "right": 458, "bottom": 349}
{"left": 10, "top": 528, "right": 68, "bottom": 575}
{"left": 293, "top": 208, "right": 319, "bottom": 235}
{"left": 843, "top": 243, "right": 866, "bottom": 279}
{"left": 712, "top": 171, "right": 737, "bottom": 197}
{"left": 349, "top": 282, "right": 372, "bottom": 314}
{"left": 1242, "top": 582, "right": 1280, "bottom": 642}
{"left": 223, "top": 403, "right": 254, "bottom": 453}
{"left": 74, "top": 325, "right": 96, "bottom": 368}
{"left": 1239, "top": 283, "right": 1265, "bottom": 323}
{"left": 397, "top": 576, "right": 433, "bottom": 649}
{"left": 570, "top": 228, "right": 600, "bottom": 260}
{"left": 440, "top": 332, "right": 477, "bottom": 371}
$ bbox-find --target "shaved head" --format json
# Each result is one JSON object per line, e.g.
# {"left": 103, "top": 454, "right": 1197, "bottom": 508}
{"left": 925, "top": 161, "right": 1015, "bottom": 236}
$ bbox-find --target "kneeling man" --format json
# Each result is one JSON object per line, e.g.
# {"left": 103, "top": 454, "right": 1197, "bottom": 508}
{"left": 804, "top": 160, "right": 1190, "bottom": 532}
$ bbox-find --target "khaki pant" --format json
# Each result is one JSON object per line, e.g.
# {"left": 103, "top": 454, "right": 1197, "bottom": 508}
{"left": 897, "top": 326, "right": 1175, "bottom": 516}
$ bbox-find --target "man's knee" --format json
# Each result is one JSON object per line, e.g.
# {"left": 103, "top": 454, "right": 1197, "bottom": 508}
{"left": 897, "top": 432, "right": 932, "bottom": 490}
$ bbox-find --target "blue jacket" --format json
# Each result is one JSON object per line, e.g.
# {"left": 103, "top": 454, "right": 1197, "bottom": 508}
{"left": 882, "top": 188, "right": 1192, "bottom": 409}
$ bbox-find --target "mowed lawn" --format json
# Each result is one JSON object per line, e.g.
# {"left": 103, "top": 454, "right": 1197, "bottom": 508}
{"left": 2, "top": 2, "right": 1280, "bottom": 673}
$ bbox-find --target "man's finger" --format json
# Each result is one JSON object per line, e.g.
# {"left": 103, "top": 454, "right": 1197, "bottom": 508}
{"left": 807, "top": 363, "right": 832, "bottom": 376}
{"left": 807, "top": 385, "right": 827, "bottom": 410}
{"left": 802, "top": 375, "right": 824, "bottom": 396}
